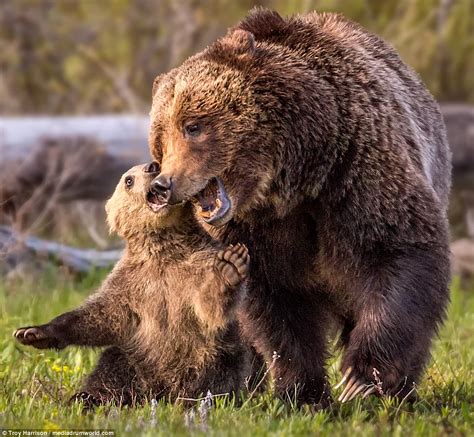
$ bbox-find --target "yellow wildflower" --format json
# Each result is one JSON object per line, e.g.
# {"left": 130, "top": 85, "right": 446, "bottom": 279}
{"left": 43, "top": 419, "right": 60, "bottom": 430}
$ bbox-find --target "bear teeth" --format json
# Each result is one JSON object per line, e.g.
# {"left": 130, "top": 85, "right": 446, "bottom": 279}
{"left": 196, "top": 177, "right": 231, "bottom": 225}
{"left": 146, "top": 191, "right": 167, "bottom": 212}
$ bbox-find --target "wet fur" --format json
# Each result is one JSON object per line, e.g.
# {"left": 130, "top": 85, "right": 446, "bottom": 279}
{"left": 149, "top": 8, "right": 451, "bottom": 406}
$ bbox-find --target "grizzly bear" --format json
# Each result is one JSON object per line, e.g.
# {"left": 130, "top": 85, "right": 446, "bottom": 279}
{"left": 148, "top": 8, "right": 451, "bottom": 407}
{"left": 14, "top": 162, "right": 250, "bottom": 406}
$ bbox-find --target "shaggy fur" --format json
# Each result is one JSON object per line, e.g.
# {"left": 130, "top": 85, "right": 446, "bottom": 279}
{"left": 148, "top": 8, "right": 451, "bottom": 407}
{"left": 14, "top": 164, "right": 250, "bottom": 406}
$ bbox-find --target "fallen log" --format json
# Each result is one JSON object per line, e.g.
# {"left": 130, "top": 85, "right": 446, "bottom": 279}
{"left": 0, "top": 114, "right": 149, "bottom": 161}
{"left": 0, "top": 226, "right": 122, "bottom": 277}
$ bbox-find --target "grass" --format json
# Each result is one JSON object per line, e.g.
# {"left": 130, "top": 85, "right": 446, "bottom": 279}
{"left": 0, "top": 269, "right": 473, "bottom": 436}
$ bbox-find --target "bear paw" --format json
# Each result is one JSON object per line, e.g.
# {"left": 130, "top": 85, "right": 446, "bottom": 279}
{"left": 215, "top": 243, "right": 249, "bottom": 287}
{"left": 69, "top": 391, "right": 101, "bottom": 411}
{"left": 13, "top": 325, "right": 61, "bottom": 350}
{"left": 335, "top": 367, "right": 379, "bottom": 403}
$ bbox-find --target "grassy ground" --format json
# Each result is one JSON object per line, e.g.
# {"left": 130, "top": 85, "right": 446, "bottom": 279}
{"left": 0, "top": 270, "right": 473, "bottom": 436}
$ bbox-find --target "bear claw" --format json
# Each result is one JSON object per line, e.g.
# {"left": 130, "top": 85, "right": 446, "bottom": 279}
{"left": 70, "top": 392, "right": 100, "bottom": 411}
{"left": 336, "top": 367, "right": 376, "bottom": 402}
{"left": 14, "top": 327, "right": 45, "bottom": 343}
{"left": 13, "top": 325, "right": 58, "bottom": 349}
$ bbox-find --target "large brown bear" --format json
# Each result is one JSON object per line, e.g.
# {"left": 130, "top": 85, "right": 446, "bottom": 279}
{"left": 148, "top": 8, "right": 451, "bottom": 407}
{"left": 14, "top": 162, "right": 250, "bottom": 406}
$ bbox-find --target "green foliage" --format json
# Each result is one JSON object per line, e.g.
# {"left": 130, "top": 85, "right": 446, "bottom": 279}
{"left": 0, "top": 271, "right": 473, "bottom": 435}
{"left": 0, "top": 0, "right": 472, "bottom": 115}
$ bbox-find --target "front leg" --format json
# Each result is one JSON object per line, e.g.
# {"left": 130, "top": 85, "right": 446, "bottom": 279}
{"left": 239, "top": 281, "right": 332, "bottom": 409}
{"left": 336, "top": 245, "right": 450, "bottom": 402}
{"left": 194, "top": 243, "right": 249, "bottom": 329}
{"left": 14, "top": 294, "right": 134, "bottom": 350}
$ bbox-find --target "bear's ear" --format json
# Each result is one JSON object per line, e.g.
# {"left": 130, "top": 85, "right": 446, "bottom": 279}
{"left": 222, "top": 29, "right": 256, "bottom": 55}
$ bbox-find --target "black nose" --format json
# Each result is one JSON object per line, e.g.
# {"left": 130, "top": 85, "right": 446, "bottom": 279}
{"left": 144, "top": 161, "right": 160, "bottom": 174}
{"left": 151, "top": 174, "right": 172, "bottom": 201}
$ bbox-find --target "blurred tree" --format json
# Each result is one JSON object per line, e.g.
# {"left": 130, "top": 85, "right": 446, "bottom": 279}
{"left": 0, "top": 0, "right": 472, "bottom": 115}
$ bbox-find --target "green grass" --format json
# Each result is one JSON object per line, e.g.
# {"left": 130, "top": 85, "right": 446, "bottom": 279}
{"left": 0, "top": 270, "right": 473, "bottom": 436}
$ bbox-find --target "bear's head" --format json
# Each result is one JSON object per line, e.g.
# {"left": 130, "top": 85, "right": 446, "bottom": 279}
{"left": 148, "top": 28, "right": 283, "bottom": 227}
{"left": 106, "top": 162, "right": 186, "bottom": 239}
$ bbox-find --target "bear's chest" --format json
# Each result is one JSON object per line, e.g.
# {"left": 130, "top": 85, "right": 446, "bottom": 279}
{"left": 244, "top": 210, "right": 320, "bottom": 291}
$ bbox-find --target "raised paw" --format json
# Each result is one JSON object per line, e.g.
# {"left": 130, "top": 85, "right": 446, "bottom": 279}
{"left": 13, "top": 325, "right": 60, "bottom": 350}
{"left": 215, "top": 243, "right": 250, "bottom": 287}
{"left": 335, "top": 367, "right": 377, "bottom": 403}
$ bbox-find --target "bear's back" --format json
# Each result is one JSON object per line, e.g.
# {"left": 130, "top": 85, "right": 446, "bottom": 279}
{"left": 237, "top": 8, "right": 451, "bottom": 208}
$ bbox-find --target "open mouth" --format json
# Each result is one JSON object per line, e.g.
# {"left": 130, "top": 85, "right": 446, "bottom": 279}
{"left": 195, "top": 177, "right": 232, "bottom": 226}
{"left": 146, "top": 190, "right": 167, "bottom": 213}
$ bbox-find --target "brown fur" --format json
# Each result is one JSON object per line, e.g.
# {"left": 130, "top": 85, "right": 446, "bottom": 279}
{"left": 148, "top": 8, "right": 451, "bottom": 407}
{"left": 14, "top": 164, "right": 250, "bottom": 406}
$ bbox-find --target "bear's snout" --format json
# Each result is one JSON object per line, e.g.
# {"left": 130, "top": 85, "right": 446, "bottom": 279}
{"left": 150, "top": 174, "right": 172, "bottom": 203}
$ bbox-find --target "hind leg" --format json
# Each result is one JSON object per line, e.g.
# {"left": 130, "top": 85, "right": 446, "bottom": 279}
{"left": 71, "top": 347, "right": 139, "bottom": 408}
{"left": 336, "top": 246, "right": 449, "bottom": 402}
{"left": 182, "top": 322, "right": 249, "bottom": 402}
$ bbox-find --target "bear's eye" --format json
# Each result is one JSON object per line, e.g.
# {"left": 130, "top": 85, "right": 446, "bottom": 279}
{"left": 125, "top": 175, "right": 134, "bottom": 189}
{"left": 184, "top": 122, "right": 201, "bottom": 138}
